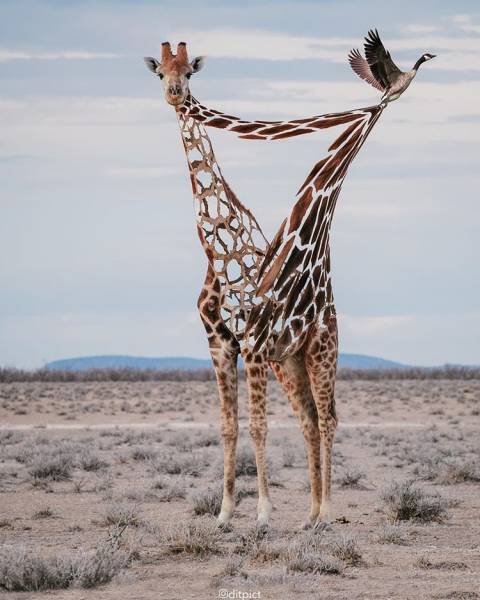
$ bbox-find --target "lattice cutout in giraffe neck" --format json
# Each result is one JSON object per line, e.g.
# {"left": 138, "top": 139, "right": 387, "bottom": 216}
{"left": 177, "top": 109, "right": 268, "bottom": 338}
{"left": 179, "top": 96, "right": 386, "bottom": 359}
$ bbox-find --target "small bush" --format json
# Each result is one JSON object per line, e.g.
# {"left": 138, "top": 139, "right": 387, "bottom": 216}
{"left": 221, "top": 553, "right": 244, "bottom": 577}
{"left": 284, "top": 534, "right": 344, "bottom": 575}
{"left": 152, "top": 452, "right": 206, "bottom": 477}
{"left": 32, "top": 506, "right": 54, "bottom": 520}
{"left": 415, "top": 556, "right": 468, "bottom": 570}
{"left": 437, "top": 460, "right": 480, "bottom": 485}
{"left": 131, "top": 446, "right": 157, "bottom": 461}
{"left": 235, "top": 446, "right": 258, "bottom": 476}
{"left": 375, "top": 524, "right": 409, "bottom": 545}
{"left": 192, "top": 487, "right": 223, "bottom": 516}
{"left": 380, "top": 480, "right": 449, "bottom": 523}
{"left": 101, "top": 503, "right": 141, "bottom": 528}
{"left": 151, "top": 477, "right": 186, "bottom": 501}
{"left": 194, "top": 431, "right": 219, "bottom": 448}
{"left": 282, "top": 444, "right": 296, "bottom": 468}
{"left": 329, "top": 535, "right": 362, "bottom": 566}
{"left": 336, "top": 468, "right": 366, "bottom": 488}
{"left": 78, "top": 451, "right": 107, "bottom": 472}
{"left": 414, "top": 456, "right": 479, "bottom": 485}
{"left": 161, "top": 519, "right": 220, "bottom": 556}
{"left": 29, "top": 455, "right": 73, "bottom": 481}
{"left": 0, "top": 540, "right": 129, "bottom": 591}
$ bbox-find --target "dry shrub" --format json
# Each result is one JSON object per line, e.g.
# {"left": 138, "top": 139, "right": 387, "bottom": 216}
{"left": 375, "top": 523, "right": 409, "bottom": 545}
{"left": 161, "top": 518, "right": 220, "bottom": 556}
{"left": 29, "top": 455, "right": 73, "bottom": 481}
{"left": 0, "top": 535, "right": 130, "bottom": 591}
{"left": 285, "top": 535, "right": 344, "bottom": 575}
{"left": 191, "top": 486, "right": 223, "bottom": 516}
{"left": 336, "top": 468, "right": 366, "bottom": 488}
{"left": 100, "top": 503, "right": 141, "bottom": 528}
{"left": 151, "top": 477, "right": 186, "bottom": 501}
{"left": 380, "top": 480, "right": 449, "bottom": 523}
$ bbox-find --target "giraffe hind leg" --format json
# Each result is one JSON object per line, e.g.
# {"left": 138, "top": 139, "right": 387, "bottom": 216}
{"left": 271, "top": 356, "right": 321, "bottom": 529}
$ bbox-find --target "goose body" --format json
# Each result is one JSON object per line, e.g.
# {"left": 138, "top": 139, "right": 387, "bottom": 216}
{"left": 349, "top": 29, "right": 435, "bottom": 103}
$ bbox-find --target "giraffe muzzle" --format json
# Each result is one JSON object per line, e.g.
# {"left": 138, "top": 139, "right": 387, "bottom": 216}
{"left": 168, "top": 85, "right": 183, "bottom": 97}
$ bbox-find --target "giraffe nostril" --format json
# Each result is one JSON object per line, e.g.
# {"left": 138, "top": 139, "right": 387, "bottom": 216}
{"left": 168, "top": 85, "right": 182, "bottom": 96}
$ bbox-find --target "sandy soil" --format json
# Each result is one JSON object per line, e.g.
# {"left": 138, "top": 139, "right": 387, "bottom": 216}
{"left": 0, "top": 379, "right": 479, "bottom": 599}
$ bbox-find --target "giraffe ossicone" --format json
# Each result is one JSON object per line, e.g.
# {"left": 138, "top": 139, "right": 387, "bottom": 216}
{"left": 144, "top": 41, "right": 386, "bottom": 528}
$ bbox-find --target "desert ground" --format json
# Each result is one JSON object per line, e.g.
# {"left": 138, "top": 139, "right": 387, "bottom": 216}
{"left": 0, "top": 378, "right": 479, "bottom": 599}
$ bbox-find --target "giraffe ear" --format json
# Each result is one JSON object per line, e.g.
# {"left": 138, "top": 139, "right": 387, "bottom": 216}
{"left": 144, "top": 57, "right": 161, "bottom": 74}
{"left": 190, "top": 56, "right": 205, "bottom": 73}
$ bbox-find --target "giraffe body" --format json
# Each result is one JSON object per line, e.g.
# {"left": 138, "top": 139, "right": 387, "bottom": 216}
{"left": 145, "top": 42, "right": 385, "bottom": 528}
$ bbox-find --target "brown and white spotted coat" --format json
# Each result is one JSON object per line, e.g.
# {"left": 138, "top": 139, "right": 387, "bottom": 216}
{"left": 145, "top": 42, "right": 386, "bottom": 528}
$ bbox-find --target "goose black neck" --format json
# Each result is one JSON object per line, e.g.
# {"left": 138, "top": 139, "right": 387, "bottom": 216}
{"left": 413, "top": 56, "right": 426, "bottom": 71}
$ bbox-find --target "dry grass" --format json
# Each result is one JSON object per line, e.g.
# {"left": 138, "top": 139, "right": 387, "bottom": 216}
{"left": 329, "top": 535, "right": 363, "bottom": 566}
{"left": 100, "top": 503, "right": 141, "bottom": 528}
{"left": 285, "top": 534, "right": 344, "bottom": 575}
{"left": 375, "top": 523, "right": 409, "bottom": 545}
{"left": 2, "top": 365, "right": 479, "bottom": 383}
{"left": 29, "top": 455, "right": 73, "bottom": 481}
{"left": 0, "top": 378, "right": 478, "bottom": 598}
{"left": 32, "top": 506, "right": 55, "bottom": 520}
{"left": 336, "top": 467, "right": 366, "bottom": 488}
{"left": 160, "top": 518, "right": 221, "bottom": 556}
{"left": 191, "top": 486, "right": 223, "bottom": 516}
{"left": 380, "top": 480, "right": 449, "bottom": 523}
{"left": 415, "top": 556, "right": 468, "bottom": 570}
{"left": 0, "top": 536, "right": 130, "bottom": 591}
{"left": 151, "top": 477, "right": 186, "bottom": 501}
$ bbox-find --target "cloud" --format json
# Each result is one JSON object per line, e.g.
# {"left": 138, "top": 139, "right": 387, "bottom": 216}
{"left": 171, "top": 29, "right": 353, "bottom": 61}
{"left": 0, "top": 311, "right": 207, "bottom": 369}
{"left": 339, "top": 312, "right": 480, "bottom": 366}
{"left": 104, "top": 166, "right": 182, "bottom": 178}
{"left": 452, "top": 14, "right": 480, "bottom": 34}
{"left": 171, "top": 27, "right": 480, "bottom": 71}
{"left": 402, "top": 24, "right": 442, "bottom": 34}
{"left": 0, "top": 49, "right": 125, "bottom": 63}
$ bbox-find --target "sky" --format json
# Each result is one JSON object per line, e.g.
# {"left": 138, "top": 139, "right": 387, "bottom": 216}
{"left": 1, "top": 0, "right": 479, "bottom": 368}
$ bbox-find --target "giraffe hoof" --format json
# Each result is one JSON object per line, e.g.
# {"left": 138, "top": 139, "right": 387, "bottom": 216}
{"left": 255, "top": 519, "right": 269, "bottom": 534}
{"left": 217, "top": 510, "right": 233, "bottom": 528}
{"left": 217, "top": 521, "right": 233, "bottom": 533}
{"left": 300, "top": 517, "right": 317, "bottom": 531}
{"left": 313, "top": 519, "right": 332, "bottom": 533}
{"left": 300, "top": 510, "right": 320, "bottom": 530}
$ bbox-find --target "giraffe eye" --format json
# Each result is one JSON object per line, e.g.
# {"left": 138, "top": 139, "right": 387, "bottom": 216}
{"left": 158, "top": 73, "right": 164, "bottom": 80}
{"left": 186, "top": 72, "right": 192, "bottom": 79}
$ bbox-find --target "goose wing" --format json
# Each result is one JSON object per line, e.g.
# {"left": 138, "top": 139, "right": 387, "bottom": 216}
{"left": 364, "top": 29, "right": 401, "bottom": 89}
{"left": 348, "top": 48, "right": 385, "bottom": 91}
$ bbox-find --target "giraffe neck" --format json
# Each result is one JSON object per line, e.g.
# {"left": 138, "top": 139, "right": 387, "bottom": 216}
{"left": 175, "top": 104, "right": 268, "bottom": 338}
{"left": 180, "top": 95, "right": 381, "bottom": 140}
{"left": 178, "top": 94, "right": 386, "bottom": 358}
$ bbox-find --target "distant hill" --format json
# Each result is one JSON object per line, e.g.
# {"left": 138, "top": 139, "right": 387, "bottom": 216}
{"left": 45, "top": 353, "right": 408, "bottom": 371}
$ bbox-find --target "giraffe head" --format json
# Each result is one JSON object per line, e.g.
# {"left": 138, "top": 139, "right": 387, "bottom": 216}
{"left": 144, "top": 42, "right": 204, "bottom": 107}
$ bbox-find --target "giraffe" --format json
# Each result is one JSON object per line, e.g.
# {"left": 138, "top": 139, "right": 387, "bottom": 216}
{"left": 144, "top": 42, "right": 385, "bottom": 528}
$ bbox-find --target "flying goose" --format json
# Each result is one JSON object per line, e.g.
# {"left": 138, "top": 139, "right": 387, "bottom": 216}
{"left": 348, "top": 29, "right": 436, "bottom": 103}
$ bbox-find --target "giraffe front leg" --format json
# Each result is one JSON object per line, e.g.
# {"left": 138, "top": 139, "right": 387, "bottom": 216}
{"left": 198, "top": 273, "right": 240, "bottom": 527}
{"left": 317, "top": 414, "right": 337, "bottom": 523}
{"left": 305, "top": 313, "right": 338, "bottom": 525}
{"left": 210, "top": 344, "right": 240, "bottom": 526}
{"left": 243, "top": 349, "right": 272, "bottom": 528}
